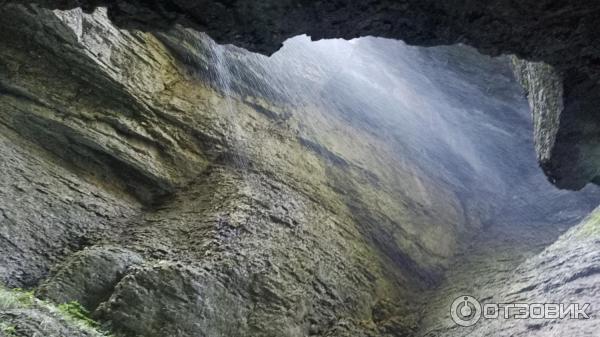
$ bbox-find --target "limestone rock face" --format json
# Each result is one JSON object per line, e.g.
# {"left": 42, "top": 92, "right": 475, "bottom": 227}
{"left": 0, "top": 4, "right": 599, "bottom": 337}
{"left": 511, "top": 59, "right": 564, "bottom": 178}
{"left": 0, "top": 5, "right": 469, "bottom": 337}
{"left": 0, "top": 123, "right": 139, "bottom": 289}
{"left": 0, "top": 5, "right": 221, "bottom": 203}
{"left": 9, "top": 0, "right": 600, "bottom": 190}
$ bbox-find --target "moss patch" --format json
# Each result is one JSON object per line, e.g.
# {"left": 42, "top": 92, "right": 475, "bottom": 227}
{"left": 58, "top": 301, "right": 100, "bottom": 330}
{"left": 0, "top": 323, "right": 17, "bottom": 336}
{"left": 574, "top": 208, "right": 600, "bottom": 238}
{"left": 0, "top": 287, "right": 111, "bottom": 336}
{"left": 0, "top": 287, "right": 34, "bottom": 310}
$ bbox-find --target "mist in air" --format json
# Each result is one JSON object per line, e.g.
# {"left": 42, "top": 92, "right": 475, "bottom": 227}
{"left": 161, "top": 32, "right": 600, "bottom": 226}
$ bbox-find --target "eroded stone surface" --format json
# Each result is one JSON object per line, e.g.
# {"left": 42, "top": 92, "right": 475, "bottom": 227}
{"left": 0, "top": 6, "right": 470, "bottom": 336}
{"left": 1, "top": 4, "right": 599, "bottom": 337}
{"left": 37, "top": 246, "right": 144, "bottom": 311}
{"left": 0, "top": 126, "right": 139, "bottom": 288}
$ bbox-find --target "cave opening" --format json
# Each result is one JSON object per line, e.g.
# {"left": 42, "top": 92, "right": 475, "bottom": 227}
{"left": 174, "top": 31, "right": 600, "bottom": 238}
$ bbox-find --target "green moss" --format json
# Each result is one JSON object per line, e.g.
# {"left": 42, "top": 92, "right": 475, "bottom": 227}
{"left": 58, "top": 301, "right": 100, "bottom": 329}
{"left": 574, "top": 208, "right": 600, "bottom": 238}
{"left": 0, "top": 287, "right": 110, "bottom": 336}
{"left": 1, "top": 323, "right": 16, "bottom": 336}
{"left": 12, "top": 288, "right": 34, "bottom": 307}
{"left": 0, "top": 287, "right": 33, "bottom": 310}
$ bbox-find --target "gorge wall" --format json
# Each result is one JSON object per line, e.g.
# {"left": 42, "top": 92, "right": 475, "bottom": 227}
{"left": 1, "top": 3, "right": 600, "bottom": 337}
{"left": 0, "top": 5, "right": 475, "bottom": 337}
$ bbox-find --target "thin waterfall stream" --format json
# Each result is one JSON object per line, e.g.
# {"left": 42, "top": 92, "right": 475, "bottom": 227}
{"left": 205, "top": 37, "right": 251, "bottom": 172}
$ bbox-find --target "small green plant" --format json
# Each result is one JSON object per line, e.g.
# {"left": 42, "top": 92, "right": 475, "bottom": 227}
{"left": 1, "top": 323, "right": 16, "bottom": 335}
{"left": 58, "top": 301, "right": 100, "bottom": 329}
{"left": 0, "top": 287, "right": 110, "bottom": 336}
{"left": 575, "top": 208, "right": 600, "bottom": 238}
{"left": 0, "top": 287, "right": 33, "bottom": 310}
{"left": 12, "top": 288, "right": 34, "bottom": 307}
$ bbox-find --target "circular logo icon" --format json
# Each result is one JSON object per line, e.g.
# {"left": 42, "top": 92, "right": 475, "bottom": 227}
{"left": 450, "top": 295, "right": 482, "bottom": 327}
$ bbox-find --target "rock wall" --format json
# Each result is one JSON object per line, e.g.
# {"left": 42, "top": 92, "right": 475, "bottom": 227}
{"left": 512, "top": 57, "right": 600, "bottom": 190}
{"left": 0, "top": 5, "right": 469, "bottom": 337}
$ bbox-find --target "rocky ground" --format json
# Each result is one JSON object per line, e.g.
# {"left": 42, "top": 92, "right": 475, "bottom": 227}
{"left": 0, "top": 4, "right": 599, "bottom": 337}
